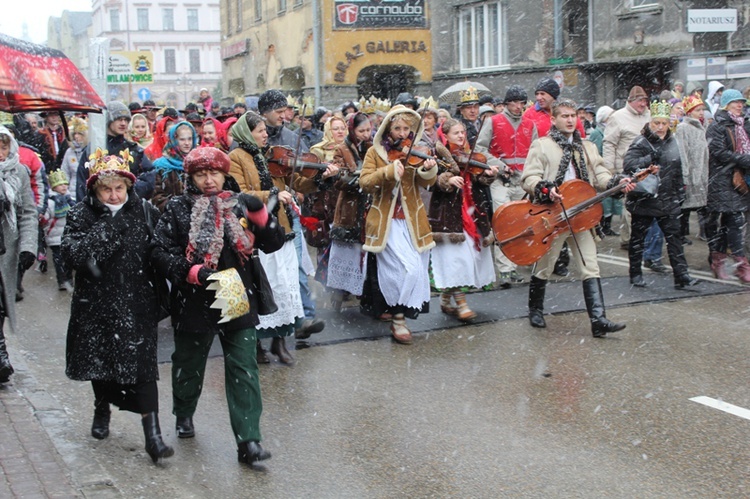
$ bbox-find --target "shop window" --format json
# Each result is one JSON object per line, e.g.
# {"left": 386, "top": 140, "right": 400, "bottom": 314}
{"left": 458, "top": 1, "right": 506, "bottom": 71}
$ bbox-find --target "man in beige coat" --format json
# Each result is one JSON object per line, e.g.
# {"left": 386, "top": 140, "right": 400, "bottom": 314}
{"left": 602, "top": 86, "right": 651, "bottom": 247}
{"left": 521, "top": 99, "right": 634, "bottom": 338}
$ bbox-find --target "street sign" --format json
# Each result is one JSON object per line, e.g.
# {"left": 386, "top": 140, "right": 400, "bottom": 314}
{"left": 687, "top": 9, "right": 737, "bottom": 33}
{"left": 108, "top": 51, "right": 154, "bottom": 85}
{"left": 138, "top": 88, "right": 151, "bottom": 101}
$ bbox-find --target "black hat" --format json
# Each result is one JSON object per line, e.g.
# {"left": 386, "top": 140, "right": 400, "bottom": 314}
{"left": 258, "top": 89, "right": 288, "bottom": 115}
{"left": 185, "top": 112, "right": 203, "bottom": 124}
{"left": 394, "top": 92, "right": 418, "bottom": 109}
{"left": 504, "top": 85, "right": 527, "bottom": 103}
{"left": 478, "top": 94, "right": 494, "bottom": 106}
{"left": 128, "top": 102, "right": 145, "bottom": 113}
{"left": 162, "top": 107, "right": 179, "bottom": 119}
{"left": 233, "top": 102, "right": 247, "bottom": 111}
{"left": 535, "top": 77, "right": 560, "bottom": 100}
{"left": 142, "top": 99, "right": 157, "bottom": 109}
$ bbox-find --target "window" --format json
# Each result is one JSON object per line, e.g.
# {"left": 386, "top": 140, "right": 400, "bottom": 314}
{"left": 163, "top": 8, "right": 174, "bottom": 31}
{"left": 109, "top": 9, "right": 120, "bottom": 31}
{"left": 458, "top": 2, "right": 506, "bottom": 71}
{"left": 294, "top": 0, "right": 303, "bottom": 7}
{"left": 137, "top": 9, "right": 149, "bottom": 30}
{"left": 187, "top": 9, "right": 199, "bottom": 30}
{"left": 164, "top": 49, "right": 176, "bottom": 73}
{"left": 225, "top": 0, "right": 232, "bottom": 34}
{"left": 189, "top": 49, "right": 201, "bottom": 73}
{"left": 627, "top": 0, "right": 658, "bottom": 7}
{"left": 278, "top": 0, "right": 287, "bottom": 13}
{"left": 255, "top": 0, "right": 262, "bottom": 21}
{"left": 237, "top": 0, "right": 243, "bottom": 30}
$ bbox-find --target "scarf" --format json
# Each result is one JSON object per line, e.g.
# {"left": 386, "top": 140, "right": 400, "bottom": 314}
{"left": 52, "top": 192, "right": 74, "bottom": 218}
{"left": 0, "top": 127, "right": 24, "bottom": 232}
{"left": 186, "top": 190, "right": 254, "bottom": 269}
{"left": 154, "top": 122, "right": 197, "bottom": 173}
{"left": 729, "top": 113, "right": 750, "bottom": 154}
{"left": 450, "top": 142, "right": 482, "bottom": 251}
{"left": 548, "top": 126, "right": 589, "bottom": 186}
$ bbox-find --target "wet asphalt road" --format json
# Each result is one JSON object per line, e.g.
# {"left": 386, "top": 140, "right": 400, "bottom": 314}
{"left": 8, "top": 230, "right": 750, "bottom": 498}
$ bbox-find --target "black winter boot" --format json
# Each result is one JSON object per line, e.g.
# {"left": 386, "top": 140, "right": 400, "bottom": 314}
{"left": 553, "top": 243, "right": 570, "bottom": 276}
{"left": 238, "top": 440, "right": 271, "bottom": 465}
{"left": 528, "top": 276, "right": 547, "bottom": 328}
{"left": 601, "top": 215, "right": 619, "bottom": 236}
{"left": 142, "top": 412, "right": 174, "bottom": 463}
{"left": 91, "top": 400, "right": 111, "bottom": 439}
{"left": 0, "top": 326, "right": 14, "bottom": 383}
{"left": 583, "top": 278, "right": 626, "bottom": 338}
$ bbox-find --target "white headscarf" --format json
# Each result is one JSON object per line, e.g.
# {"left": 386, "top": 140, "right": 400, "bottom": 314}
{"left": 0, "top": 126, "right": 24, "bottom": 232}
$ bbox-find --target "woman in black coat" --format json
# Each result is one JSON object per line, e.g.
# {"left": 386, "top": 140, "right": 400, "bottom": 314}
{"left": 623, "top": 104, "right": 698, "bottom": 289}
{"left": 704, "top": 89, "right": 750, "bottom": 282}
{"left": 150, "top": 147, "right": 284, "bottom": 467}
{"left": 62, "top": 149, "right": 173, "bottom": 464}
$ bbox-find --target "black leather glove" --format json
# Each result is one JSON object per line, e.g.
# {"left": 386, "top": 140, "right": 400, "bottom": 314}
{"left": 19, "top": 251, "right": 35, "bottom": 271}
{"left": 533, "top": 180, "right": 557, "bottom": 204}
{"left": 198, "top": 267, "right": 216, "bottom": 284}
{"left": 238, "top": 193, "right": 265, "bottom": 213}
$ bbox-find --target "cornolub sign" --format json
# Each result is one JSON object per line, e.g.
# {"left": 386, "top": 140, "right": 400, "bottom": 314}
{"left": 334, "top": 0, "right": 426, "bottom": 29}
{"left": 687, "top": 9, "right": 737, "bottom": 33}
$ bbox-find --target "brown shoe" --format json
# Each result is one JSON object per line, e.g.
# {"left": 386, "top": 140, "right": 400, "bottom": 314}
{"left": 454, "top": 292, "right": 476, "bottom": 322}
{"left": 270, "top": 337, "right": 295, "bottom": 365}
{"left": 378, "top": 312, "right": 393, "bottom": 322}
{"left": 390, "top": 321, "right": 412, "bottom": 345}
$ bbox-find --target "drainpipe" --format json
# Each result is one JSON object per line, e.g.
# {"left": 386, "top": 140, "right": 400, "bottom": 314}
{"left": 588, "top": 0, "right": 594, "bottom": 63}
{"left": 554, "top": 0, "right": 563, "bottom": 57}
{"left": 312, "top": 0, "right": 321, "bottom": 105}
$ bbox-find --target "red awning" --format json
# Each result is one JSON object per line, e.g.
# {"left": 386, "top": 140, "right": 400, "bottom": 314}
{"left": 0, "top": 33, "right": 105, "bottom": 114}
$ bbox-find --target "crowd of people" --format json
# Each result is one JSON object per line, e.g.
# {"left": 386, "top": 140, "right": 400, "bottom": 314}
{"left": 0, "top": 77, "right": 748, "bottom": 468}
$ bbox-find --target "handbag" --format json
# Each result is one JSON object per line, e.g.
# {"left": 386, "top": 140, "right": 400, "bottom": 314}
{"left": 249, "top": 252, "right": 278, "bottom": 316}
{"left": 142, "top": 199, "right": 172, "bottom": 321}
{"left": 628, "top": 171, "right": 660, "bottom": 199}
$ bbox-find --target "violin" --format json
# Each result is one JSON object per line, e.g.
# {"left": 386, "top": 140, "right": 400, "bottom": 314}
{"left": 491, "top": 166, "right": 656, "bottom": 266}
{"left": 387, "top": 138, "right": 430, "bottom": 167}
{"left": 448, "top": 142, "right": 492, "bottom": 176}
{"left": 266, "top": 146, "right": 330, "bottom": 179}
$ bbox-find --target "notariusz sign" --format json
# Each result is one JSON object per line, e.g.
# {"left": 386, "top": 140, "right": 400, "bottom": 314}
{"left": 687, "top": 9, "right": 737, "bottom": 33}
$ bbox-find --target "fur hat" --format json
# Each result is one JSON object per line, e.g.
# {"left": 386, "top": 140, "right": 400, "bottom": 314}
{"left": 85, "top": 148, "right": 137, "bottom": 189}
{"left": 504, "top": 85, "right": 527, "bottom": 103}
{"left": 107, "top": 101, "right": 131, "bottom": 124}
{"left": 535, "top": 78, "right": 560, "bottom": 100}
{"left": 183, "top": 147, "right": 231, "bottom": 175}
{"left": 258, "top": 89, "right": 288, "bottom": 115}
{"left": 720, "top": 89, "right": 744, "bottom": 109}
{"left": 627, "top": 86, "right": 648, "bottom": 102}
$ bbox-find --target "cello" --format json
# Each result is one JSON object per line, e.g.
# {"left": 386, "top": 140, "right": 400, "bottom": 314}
{"left": 491, "top": 167, "right": 656, "bottom": 266}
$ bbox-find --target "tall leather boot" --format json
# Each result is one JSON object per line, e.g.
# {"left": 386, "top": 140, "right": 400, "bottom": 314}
{"left": 0, "top": 326, "right": 14, "bottom": 383}
{"left": 733, "top": 256, "right": 750, "bottom": 284}
{"left": 528, "top": 276, "right": 547, "bottom": 328}
{"left": 583, "top": 278, "right": 626, "bottom": 338}
{"left": 238, "top": 440, "right": 271, "bottom": 465}
{"left": 270, "top": 337, "right": 294, "bottom": 365}
{"left": 142, "top": 412, "right": 174, "bottom": 463}
{"left": 710, "top": 251, "right": 730, "bottom": 280}
{"left": 91, "top": 399, "right": 111, "bottom": 439}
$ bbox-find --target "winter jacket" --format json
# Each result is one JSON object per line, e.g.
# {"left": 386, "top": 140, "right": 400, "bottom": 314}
{"left": 330, "top": 137, "right": 371, "bottom": 243}
{"left": 588, "top": 125, "right": 605, "bottom": 155}
{"left": 522, "top": 134, "right": 612, "bottom": 196}
{"left": 623, "top": 125, "right": 685, "bottom": 217}
{"left": 675, "top": 117, "right": 709, "bottom": 209}
{"left": 60, "top": 145, "right": 85, "bottom": 202}
{"left": 359, "top": 106, "right": 437, "bottom": 254}
{"left": 150, "top": 183, "right": 285, "bottom": 333}
{"left": 36, "top": 126, "right": 65, "bottom": 170}
{"left": 62, "top": 190, "right": 160, "bottom": 384}
{"left": 299, "top": 128, "right": 323, "bottom": 151}
{"left": 43, "top": 193, "right": 74, "bottom": 246}
{"left": 151, "top": 170, "right": 184, "bottom": 213}
{"left": 106, "top": 134, "right": 155, "bottom": 199}
{"left": 428, "top": 143, "right": 495, "bottom": 246}
{"left": 705, "top": 109, "right": 750, "bottom": 213}
{"left": 602, "top": 103, "right": 651, "bottom": 174}
{"left": 523, "top": 103, "right": 587, "bottom": 139}
{"left": 228, "top": 146, "right": 319, "bottom": 235}
{"left": 267, "top": 124, "right": 308, "bottom": 152}
{"left": 18, "top": 145, "right": 47, "bottom": 212}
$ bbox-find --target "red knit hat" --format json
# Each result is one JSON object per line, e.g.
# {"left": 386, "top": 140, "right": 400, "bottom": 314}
{"left": 184, "top": 147, "right": 231, "bottom": 175}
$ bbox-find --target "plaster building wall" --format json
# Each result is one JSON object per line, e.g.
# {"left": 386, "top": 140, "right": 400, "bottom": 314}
{"left": 91, "top": 0, "right": 222, "bottom": 107}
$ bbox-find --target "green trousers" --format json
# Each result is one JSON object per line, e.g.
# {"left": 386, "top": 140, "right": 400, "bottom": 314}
{"left": 172, "top": 328, "right": 262, "bottom": 443}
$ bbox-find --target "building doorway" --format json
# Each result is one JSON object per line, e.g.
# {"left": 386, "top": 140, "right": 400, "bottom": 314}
{"left": 357, "top": 65, "right": 417, "bottom": 103}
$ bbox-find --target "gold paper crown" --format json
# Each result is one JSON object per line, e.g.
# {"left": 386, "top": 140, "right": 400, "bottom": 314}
{"left": 650, "top": 100, "right": 672, "bottom": 120}
{"left": 67, "top": 116, "right": 88, "bottom": 136}
{"left": 419, "top": 96, "right": 439, "bottom": 111}
{"left": 357, "top": 96, "right": 376, "bottom": 114}
{"left": 86, "top": 148, "right": 134, "bottom": 177}
{"left": 300, "top": 96, "right": 315, "bottom": 117}
{"left": 286, "top": 94, "right": 299, "bottom": 109}
{"left": 376, "top": 98, "right": 391, "bottom": 113}
{"left": 48, "top": 169, "right": 69, "bottom": 189}
{"left": 206, "top": 268, "right": 251, "bottom": 323}
{"left": 459, "top": 86, "right": 479, "bottom": 105}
